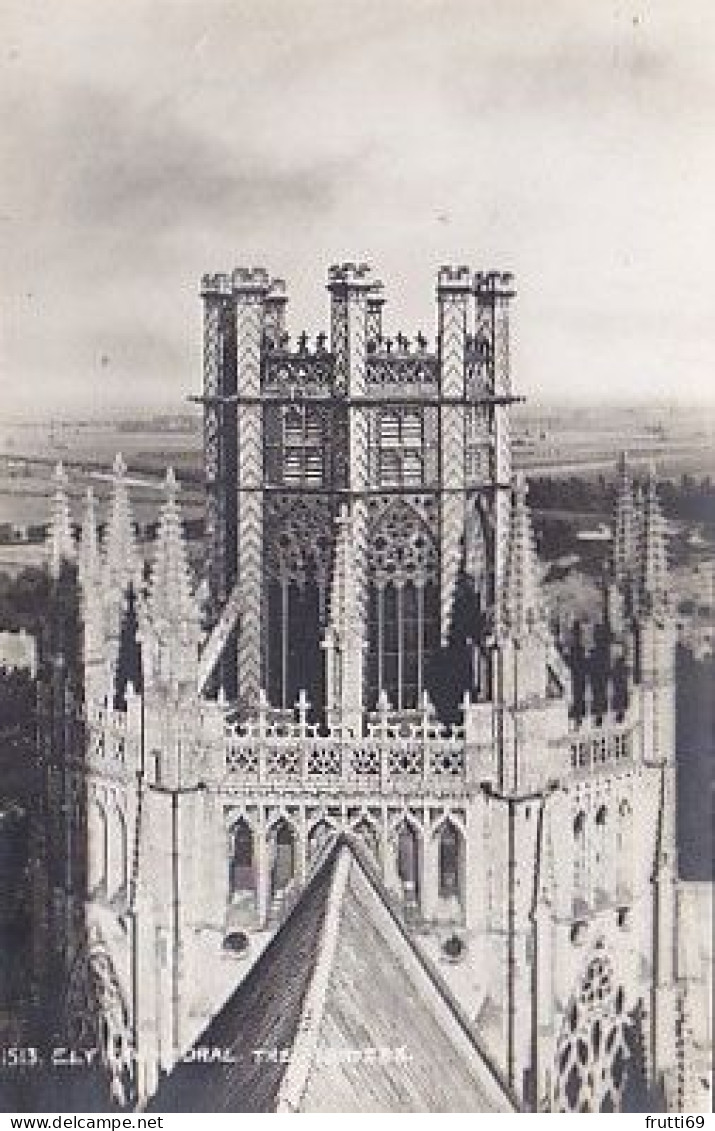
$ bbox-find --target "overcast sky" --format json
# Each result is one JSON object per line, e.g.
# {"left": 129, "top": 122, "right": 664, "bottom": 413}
{"left": 0, "top": 0, "right": 713, "bottom": 415}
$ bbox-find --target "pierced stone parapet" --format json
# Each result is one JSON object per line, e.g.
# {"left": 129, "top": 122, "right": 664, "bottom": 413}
{"left": 262, "top": 350, "right": 334, "bottom": 390}
{"left": 366, "top": 351, "right": 438, "bottom": 387}
{"left": 219, "top": 727, "right": 469, "bottom": 796}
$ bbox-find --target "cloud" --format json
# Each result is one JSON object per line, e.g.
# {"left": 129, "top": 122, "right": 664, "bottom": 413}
{"left": 64, "top": 90, "right": 343, "bottom": 232}
{"left": 1, "top": 0, "right": 714, "bottom": 412}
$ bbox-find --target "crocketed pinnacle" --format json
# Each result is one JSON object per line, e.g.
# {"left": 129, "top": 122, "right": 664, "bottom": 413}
{"left": 148, "top": 468, "right": 201, "bottom": 638}
{"left": 104, "top": 453, "right": 140, "bottom": 598}
{"left": 48, "top": 461, "right": 75, "bottom": 578}
{"left": 78, "top": 486, "right": 101, "bottom": 592}
{"left": 638, "top": 464, "right": 669, "bottom": 617}
{"left": 613, "top": 451, "right": 638, "bottom": 588}
{"left": 500, "top": 473, "right": 545, "bottom": 639}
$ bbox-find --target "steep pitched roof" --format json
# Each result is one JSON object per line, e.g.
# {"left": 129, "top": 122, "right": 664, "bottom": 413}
{"left": 150, "top": 838, "right": 516, "bottom": 1113}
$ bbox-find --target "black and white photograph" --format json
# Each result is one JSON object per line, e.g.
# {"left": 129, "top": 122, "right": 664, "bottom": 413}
{"left": 0, "top": 0, "right": 712, "bottom": 1115}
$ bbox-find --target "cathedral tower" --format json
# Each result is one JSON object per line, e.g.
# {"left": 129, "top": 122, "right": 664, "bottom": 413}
{"left": 35, "top": 265, "right": 689, "bottom": 1113}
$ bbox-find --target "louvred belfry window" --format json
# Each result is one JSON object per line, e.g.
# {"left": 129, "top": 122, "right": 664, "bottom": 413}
{"left": 283, "top": 406, "right": 324, "bottom": 485}
{"left": 377, "top": 409, "right": 424, "bottom": 487}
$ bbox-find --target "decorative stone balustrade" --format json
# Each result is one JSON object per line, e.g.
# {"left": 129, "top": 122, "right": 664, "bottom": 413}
{"left": 262, "top": 350, "right": 334, "bottom": 391}
{"left": 366, "top": 352, "right": 438, "bottom": 388}
{"left": 219, "top": 726, "right": 472, "bottom": 796}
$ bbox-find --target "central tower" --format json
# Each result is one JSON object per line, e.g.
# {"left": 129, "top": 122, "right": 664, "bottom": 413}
{"left": 199, "top": 263, "right": 519, "bottom": 721}
{"left": 197, "top": 266, "right": 515, "bottom": 714}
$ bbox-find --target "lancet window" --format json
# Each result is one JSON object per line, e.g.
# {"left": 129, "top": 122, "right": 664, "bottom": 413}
{"left": 396, "top": 822, "right": 420, "bottom": 909}
{"left": 265, "top": 498, "right": 333, "bottom": 711}
{"left": 229, "top": 818, "right": 256, "bottom": 903}
{"left": 438, "top": 821, "right": 463, "bottom": 907}
{"left": 270, "top": 819, "right": 297, "bottom": 900}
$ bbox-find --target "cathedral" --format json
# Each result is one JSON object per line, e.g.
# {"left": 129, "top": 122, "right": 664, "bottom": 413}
{"left": 34, "top": 263, "right": 705, "bottom": 1112}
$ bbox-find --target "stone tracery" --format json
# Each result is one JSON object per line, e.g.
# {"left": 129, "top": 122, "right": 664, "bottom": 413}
{"left": 65, "top": 948, "right": 133, "bottom": 1106}
{"left": 553, "top": 948, "right": 634, "bottom": 1113}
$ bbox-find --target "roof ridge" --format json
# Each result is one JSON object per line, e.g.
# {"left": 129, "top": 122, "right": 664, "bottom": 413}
{"left": 341, "top": 834, "right": 520, "bottom": 1111}
{"left": 275, "top": 843, "right": 352, "bottom": 1112}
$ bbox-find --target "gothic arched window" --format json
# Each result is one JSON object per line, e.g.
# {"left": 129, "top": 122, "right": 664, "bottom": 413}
{"left": 396, "top": 822, "right": 420, "bottom": 910}
{"left": 438, "top": 821, "right": 463, "bottom": 908}
{"left": 230, "top": 819, "right": 255, "bottom": 900}
{"left": 368, "top": 502, "right": 439, "bottom": 711}
{"left": 265, "top": 496, "right": 331, "bottom": 712}
{"left": 270, "top": 819, "right": 297, "bottom": 899}
{"left": 553, "top": 950, "right": 635, "bottom": 1113}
